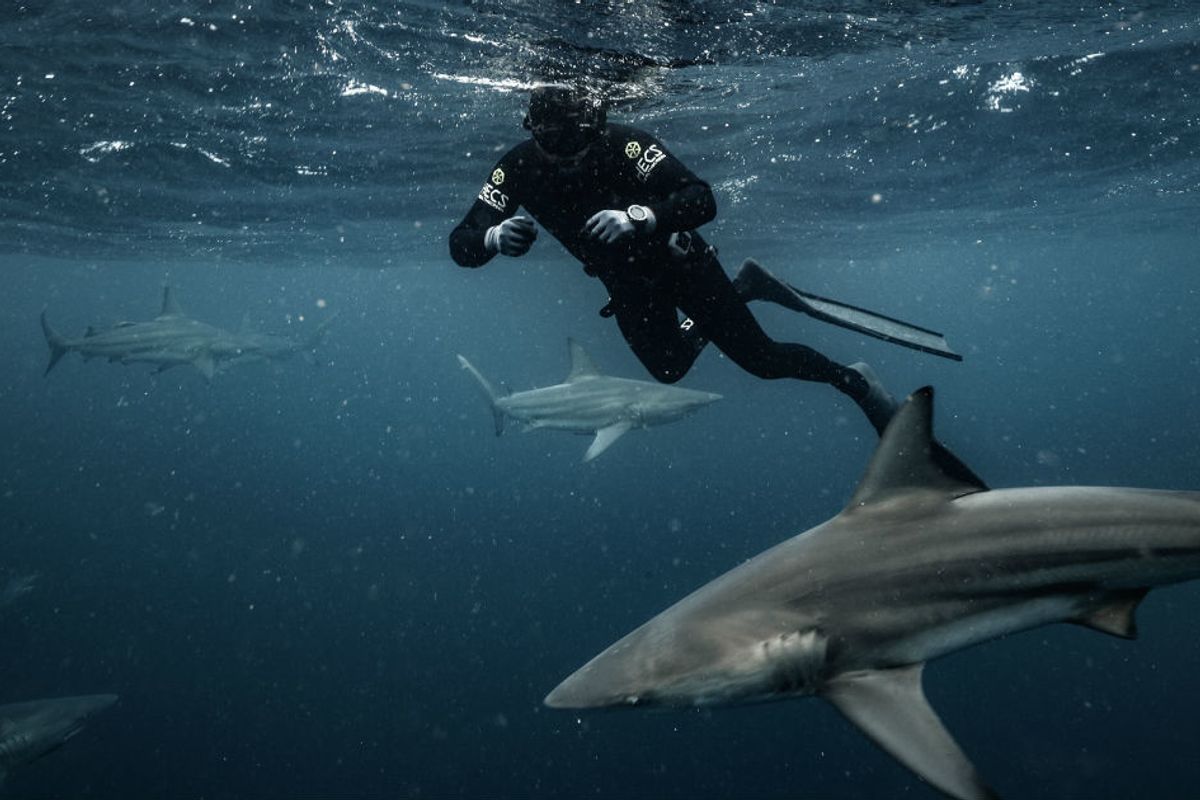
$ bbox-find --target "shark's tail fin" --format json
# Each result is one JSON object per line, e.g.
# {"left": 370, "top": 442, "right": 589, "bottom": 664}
{"left": 302, "top": 312, "right": 338, "bottom": 361}
{"left": 40, "top": 309, "right": 69, "bottom": 376}
{"left": 304, "top": 311, "right": 338, "bottom": 350}
{"left": 456, "top": 354, "right": 505, "bottom": 436}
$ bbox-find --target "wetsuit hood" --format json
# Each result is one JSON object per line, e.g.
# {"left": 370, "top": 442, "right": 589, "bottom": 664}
{"left": 524, "top": 86, "right": 607, "bottom": 157}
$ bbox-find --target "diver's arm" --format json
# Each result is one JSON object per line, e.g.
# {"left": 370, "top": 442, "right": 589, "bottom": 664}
{"left": 617, "top": 126, "right": 717, "bottom": 233}
{"left": 449, "top": 153, "right": 534, "bottom": 267}
{"left": 449, "top": 200, "right": 507, "bottom": 267}
{"left": 650, "top": 179, "right": 717, "bottom": 233}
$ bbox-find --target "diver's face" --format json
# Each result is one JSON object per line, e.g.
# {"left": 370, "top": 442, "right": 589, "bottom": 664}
{"left": 532, "top": 133, "right": 596, "bottom": 170}
{"left": 529, "top": 116, "right": 598, "bottom": 157}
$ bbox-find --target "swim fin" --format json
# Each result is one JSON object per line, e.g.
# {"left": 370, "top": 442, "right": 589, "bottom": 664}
{"left": 735, "top": 259, "right": 963, "bottom": 362}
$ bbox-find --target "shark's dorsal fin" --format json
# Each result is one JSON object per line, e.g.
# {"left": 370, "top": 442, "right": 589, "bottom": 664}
{"left": 846, "top": 387, "right": 987, "bottom": 510}
{"left": 565, "top": 338, "right": 601, "bottom": 382}
{"left": 159, "top": 286, "right": 184, "bottom": 318}
{"left": 1073, "top": 588, "right": 1149, "bottom": 639}
{"left": 824, "top": 664, "right": 999, "bottom": 800}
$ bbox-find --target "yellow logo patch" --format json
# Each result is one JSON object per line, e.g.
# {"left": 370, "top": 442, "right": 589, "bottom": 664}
{"left": 491, "top": 168, "right": 505, "bottom": 185}
{"left": 624, "top": 141, "right": 642, "bottom": 159}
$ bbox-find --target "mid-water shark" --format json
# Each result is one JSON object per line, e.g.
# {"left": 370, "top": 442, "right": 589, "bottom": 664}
{"left": 546, "top": 386, "right": 1200, "bottom": 799}
{"left": 41, "top": 287, "right": 331, "bottom": 379}
{"left": 457, "top": 338, "right": 722, "bottom": 461}
{"left": 0, "top": 694, "right": 117, "bottom": 787}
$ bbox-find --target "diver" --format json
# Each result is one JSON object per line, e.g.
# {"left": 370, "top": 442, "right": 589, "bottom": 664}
{"left": 448, "top": 85, "right": 899, "bottom": 434}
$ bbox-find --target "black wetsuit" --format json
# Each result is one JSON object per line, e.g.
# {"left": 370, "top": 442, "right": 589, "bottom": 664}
{"left": 449, "top": 122, "right": 853, "bottom": 389}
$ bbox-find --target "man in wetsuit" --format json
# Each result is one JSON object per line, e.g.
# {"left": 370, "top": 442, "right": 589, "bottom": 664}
{"left": 448, "top": 85, "right": 897, "bottom": 434}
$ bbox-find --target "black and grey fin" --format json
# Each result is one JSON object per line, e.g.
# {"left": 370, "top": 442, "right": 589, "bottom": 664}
{"left": 1073, "top": 588, "right": 1149, "bottom": 639}
{"left": 457, "top": 354, "right": 507, "bottom": 435}
{"left": 39, "top": 310, "right": 70, "bottom": 376}
{"left": 824, "top": 664, "right": 1000, "bottom": 800}
{"left": 734, "top": 258, "right": 963, "bottom": 361}
{"left": 159, "top": 286, "right": 184, "bottom": 318}
{"left": 565, "top": 338, "right": 601, "bottom": 382}
{"left": 847, "top": 386, "right": 988, "bottom": 511}
{"left": 585, "top": 421, "right": 632, "bottom": 462}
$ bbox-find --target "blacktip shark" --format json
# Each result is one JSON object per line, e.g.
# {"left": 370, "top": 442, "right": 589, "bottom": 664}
{"left": 213, "top": 311, "right": 337, "bottom": 373}
{"left": 41, "top": 287, "right": 331, "bottom": 379}
{"left": 457, "top": 339, "right": 722, "bottom": 462}
{"left": 0, "top": 694, "right": 118, "bottom": 787}
{"left": 546, "top": 387, "right": 1200, "bottom": 799}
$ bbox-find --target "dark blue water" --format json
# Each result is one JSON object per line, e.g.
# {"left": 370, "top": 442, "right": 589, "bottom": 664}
{"left": 2, "top": 2, "right": 1199, "bottom": 798}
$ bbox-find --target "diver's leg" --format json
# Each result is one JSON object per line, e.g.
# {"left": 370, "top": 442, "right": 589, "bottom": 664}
{"left": 731, "top": 257, "right": 811, "bottom": 309}
{"left": 610, "top": 284, "right": 707, "bottom": 385}
{"left": 682, "top": 252, "right": 898, "bottom": 432}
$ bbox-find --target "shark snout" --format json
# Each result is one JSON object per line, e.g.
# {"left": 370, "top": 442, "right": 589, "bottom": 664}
{"left": 545, "top": 665, "right": 645, "bottom": 710}
{"left": 77, "top": 694, "right": 120, "bottom": 716}
{"left": 545, "top": 637, "right": 653, "bottom": 710}
{"left": 544, "top": 675, "right": 596, "bottom": 709}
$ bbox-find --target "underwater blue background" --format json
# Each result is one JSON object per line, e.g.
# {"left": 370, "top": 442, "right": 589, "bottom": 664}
{"left": 1, "top": 2, "right": 1199, "bottom": 798}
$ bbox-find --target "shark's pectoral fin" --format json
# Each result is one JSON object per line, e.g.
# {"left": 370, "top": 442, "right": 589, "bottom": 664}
{"left": 1073, "top": 588, "right": 1149, "bottom": 639}
{"left": 193, "top": 353, "right": 216, "bottom": 380}
{"left": 824, "top": 664, "right": 999, "bottom": 800}
{"left": 584, "top": 422, "right": 633, "bottom": 462}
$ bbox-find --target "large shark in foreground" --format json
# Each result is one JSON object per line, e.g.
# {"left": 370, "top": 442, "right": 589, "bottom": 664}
{"left": 0, "top": 694, "right": 117, "bottom": 787}
{"left": 546, "top": 387, "right": 1200, "bottom": 799}
{"left": 41, "top": 287, "right": 331, "bottom": 379}
{"left": 457, "top": 339, "right": 722, "bottom": 461}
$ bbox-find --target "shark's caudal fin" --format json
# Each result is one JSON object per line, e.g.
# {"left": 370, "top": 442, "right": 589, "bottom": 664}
{"left": 304, "top": 312, "right": 338, "bottom": 352}
{"left": 824, "top": 665, "right": 999, "bottom": 800}
{"left": 565, "top": 338, "right": 602, "bottom": 382}
{"left": 159, "top": 286, "right": 184, "bottom": 318}
{"left": 40, "top": 310, "right": 70, "bottom": 376}
{"left": 846, "top": 386, "right": 988, "bottom": 511}
{"left": 457, "top": 355, "right": 506, "bottom": 436}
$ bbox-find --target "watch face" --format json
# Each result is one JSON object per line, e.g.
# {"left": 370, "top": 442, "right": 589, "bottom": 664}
{"left": 628, "top": 205, "right": 647, "bottom": 221}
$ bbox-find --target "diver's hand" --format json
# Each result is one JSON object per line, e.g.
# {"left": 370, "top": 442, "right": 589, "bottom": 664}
{"left": 583, "top": 209, "right": 637, "bottom": 245}
{"left": 485, "top": 215, "right": 537, "bottom": 256}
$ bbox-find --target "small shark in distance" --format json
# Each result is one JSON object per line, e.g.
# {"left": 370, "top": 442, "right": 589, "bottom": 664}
{"left": 41, "top": 288, "right": 330, "bottom": 379}
{"left": 214, "top": 311, "right": 337, "bottom": 373}
{"left": 0, "top": 694, "right": 118, "bottom": 787}
{"left": 546, "top": 387, "right": 1200, "bottom": 799}
{"left": 457, "top": 339, "right": 722, "bottom": 462}
{"left": 0, "top": 572, "right": 37, "bottom": 608}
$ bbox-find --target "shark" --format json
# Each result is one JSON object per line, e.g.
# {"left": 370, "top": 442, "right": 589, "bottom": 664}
{"left": 0, "top": 572, "right": 37, "bottom": 608}
{"left": 0, "top": 694, "right": 118, "bottom": 787}
{"left": 545, "top": 386, "right": 1200, "bottom": 799}
{"left": 457, "top": 339, "right": 722, "bottom": 462}
{"left": 212, "top": 311, "right": 336, "bottom": 373}
{"left": 41, "top": 288, "right": 330, "bottom": 379}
